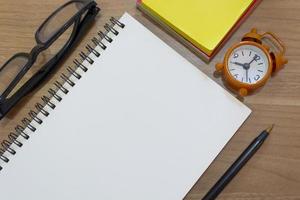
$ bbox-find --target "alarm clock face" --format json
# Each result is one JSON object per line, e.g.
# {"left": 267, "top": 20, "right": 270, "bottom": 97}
{"left": 228, "top": 44, "right": 270, "bottom": 84}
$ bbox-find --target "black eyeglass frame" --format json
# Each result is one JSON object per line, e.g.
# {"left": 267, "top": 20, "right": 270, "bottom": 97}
{"left": 0, "top": 0, "right": 100, "bottom": 119}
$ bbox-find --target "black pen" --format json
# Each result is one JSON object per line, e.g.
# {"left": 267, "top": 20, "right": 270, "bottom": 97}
{"left": 202, "top": 125, "right": 274, "bottom": 200}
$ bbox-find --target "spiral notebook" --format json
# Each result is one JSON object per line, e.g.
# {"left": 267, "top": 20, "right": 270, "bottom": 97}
{"left": 0, "top": 13, "right": 251, "bottom": 199}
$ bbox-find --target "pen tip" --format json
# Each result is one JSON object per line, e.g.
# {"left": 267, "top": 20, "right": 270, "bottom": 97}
{"left": 266, "top": 124, "right": 275, "bottom": 133}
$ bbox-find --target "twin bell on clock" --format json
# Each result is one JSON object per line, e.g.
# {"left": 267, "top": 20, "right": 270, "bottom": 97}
{"left": 216, "top": 28, "right": 288, "bottom": 97}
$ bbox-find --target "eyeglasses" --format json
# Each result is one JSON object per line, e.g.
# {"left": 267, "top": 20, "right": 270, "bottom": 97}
{"left": 0, "top": 0, "right": 100, "bottom": 119}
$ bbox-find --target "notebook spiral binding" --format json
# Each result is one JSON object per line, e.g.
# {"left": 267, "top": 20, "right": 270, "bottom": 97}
{"left": 0, "top": 17, "right": 125, "bottom": 171}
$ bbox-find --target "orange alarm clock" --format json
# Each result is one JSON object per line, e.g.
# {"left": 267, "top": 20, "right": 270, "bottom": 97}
{"left": 215, "top": 28, "right": 288, "bottom": 97}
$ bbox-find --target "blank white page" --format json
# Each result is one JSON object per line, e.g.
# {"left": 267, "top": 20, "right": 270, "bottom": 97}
{"left": 0, "top": 13, "right": 251, "bottom": 200}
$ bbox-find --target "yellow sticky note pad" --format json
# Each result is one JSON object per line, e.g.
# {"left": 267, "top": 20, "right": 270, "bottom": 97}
{"left": 140, "top": 0, "right": 255, "bottom": 56}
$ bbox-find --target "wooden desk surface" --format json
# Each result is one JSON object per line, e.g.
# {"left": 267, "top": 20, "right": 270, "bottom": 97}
{"left": 0, "top": 0, "right": 299, "bottom": 199}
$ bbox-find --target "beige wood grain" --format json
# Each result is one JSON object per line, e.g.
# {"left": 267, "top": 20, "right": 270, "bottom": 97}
{"left": 0, "top": 0, "right": 299, "bottom": 199}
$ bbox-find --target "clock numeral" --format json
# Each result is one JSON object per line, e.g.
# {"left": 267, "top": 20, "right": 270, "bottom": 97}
{"left": 249, "top": 51, "right": 252, "bottom": 57}
{"left": 254, "top": 54, "right": 261, "bottom": 62}
{"left": 258, "top": 69, "right": 263, "bottom": 72}
{"left": 242, "top": 51, "right": 244, "bottom": 56}
{"left": 248, "top": 78, "right": 252, "bottom": 83}
{"left": 233, "top": 53, "right": 239, "bottom": 59}
{"left": 234, "top": 74, "right": 239, "bottom": 79}
{"left": 258, "top": 63, "right": 263, "bottom": 65}
{"left": 254, "top": 75, "right": 260, "bottom": 81}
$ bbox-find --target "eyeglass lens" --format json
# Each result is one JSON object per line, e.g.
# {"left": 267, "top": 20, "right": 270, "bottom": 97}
{"left": 37, "top": 2, "right": 86, "bottom": 44}
{"left": 0, "top": 56, "right": 28, "bottom": 98}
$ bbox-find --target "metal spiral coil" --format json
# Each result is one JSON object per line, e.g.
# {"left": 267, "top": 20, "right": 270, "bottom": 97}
{"left": 22, "top": 117, "right": 36, "bottom": 132}
{"left": 80, "top": 51, "right": 94, "bottom": 64}
{"left": 0, "top": 17, "right": 125, "bottom": 171}
{"left": 86, "top": 44, "right": 100, "bottom": 57}
{"left": 92, "top": 37, "right": 107, "bottom": 50}
{"left": 15, "top": 125, "right": 30, "bottom": 140}
{"left": 74, "top": 59, "right": 88, "bottom": 72}
{"left": 98, "top": 31, "right": 113, "bottom": 43}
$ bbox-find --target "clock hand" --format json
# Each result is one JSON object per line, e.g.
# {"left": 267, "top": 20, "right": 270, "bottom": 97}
{"left": 248, "top": 55, "right": 258, "bottom": 65}
{"left": 246, "top": 68, "right": 249, "bottom": 83}
{"left": 231, "top": 62, "right": 245, "bottom": 67}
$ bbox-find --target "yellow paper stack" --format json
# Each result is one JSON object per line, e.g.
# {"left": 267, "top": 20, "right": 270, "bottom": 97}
{"left": 137, "top": 0, "right": 261, "bottom": 62}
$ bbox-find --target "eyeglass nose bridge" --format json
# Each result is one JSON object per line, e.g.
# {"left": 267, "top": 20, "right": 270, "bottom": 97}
{"left": 29, "top": 44, "right": 47, "bottom": 62}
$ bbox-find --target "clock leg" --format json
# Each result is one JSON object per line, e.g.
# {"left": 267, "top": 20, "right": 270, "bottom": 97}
{"left": 215, "top": 63, "right": 224, "bottom": 72}
{"left": 239, "top": 88, "right": 248, "bottom": 96}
